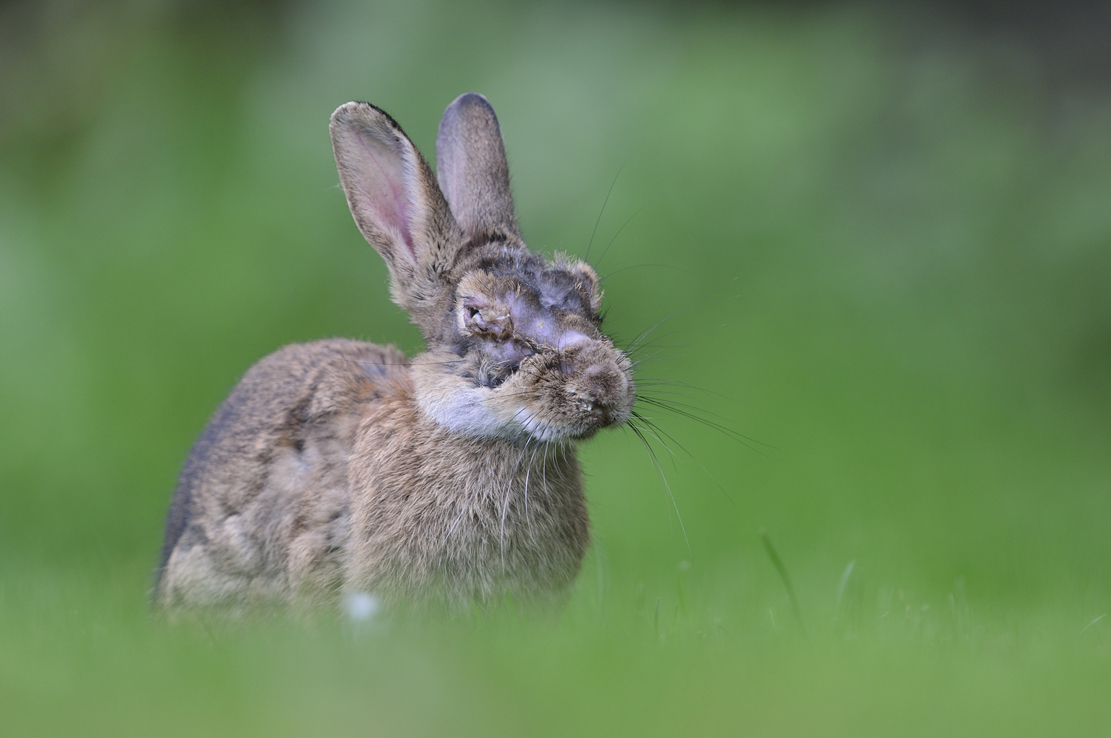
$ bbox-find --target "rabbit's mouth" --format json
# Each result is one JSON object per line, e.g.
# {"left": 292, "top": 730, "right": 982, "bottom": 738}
{"left": 412, "top": 346, "right": 635, "bottom": 443}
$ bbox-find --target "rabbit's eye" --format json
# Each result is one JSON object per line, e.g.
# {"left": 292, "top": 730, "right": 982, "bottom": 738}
{"left": 463, "top": 302, "right": 512, "bottom": 340}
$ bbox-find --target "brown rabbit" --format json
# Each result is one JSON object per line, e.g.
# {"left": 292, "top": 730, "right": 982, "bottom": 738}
{"left": 154, "top": 93, "right": 635, "bottom": 613}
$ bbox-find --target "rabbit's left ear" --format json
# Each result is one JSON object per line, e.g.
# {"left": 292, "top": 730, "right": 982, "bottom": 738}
{"left": 330, "top": 101, "right": 465, "bottom": 326}
{"left": 436, "top": 93, "right": 522, "bottom": 248}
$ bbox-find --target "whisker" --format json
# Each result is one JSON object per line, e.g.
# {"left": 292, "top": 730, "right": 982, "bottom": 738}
{"left": 626, "top": 338, "right": 691, "bottom": 361}
{"left": 631, "top": 413, "right": 736, "bottom": 504}
{"left": 630, "top": 413, "right": 678, "bottom": 461}
{"left": 624, "top": 321, "right": 729, "bottom": 360}
{"left": 636, "top": 396, "right": 772, "bottom": 452}
{"left": 523, "top": 438, "right": 537, "bottom": 539}
{"left": 637, "top": 394, "right": 745, "bottom": 429}
{"left": 541, "top": 443, "right": 551, "bottom": 527}
{"left": 499, "top": 443, "right": 525, "bottom": 572}
{"left": 625, "top": 307, "right": 687, "bottom": 355}
{"left": 631, "top": 379, "right": 741, "bottom": 405}
{"left": 584, "top": 158, "right": 628, "bottom": 264}
{"left": 631, "top": 386, "right": 732, "bottom": 404}
{"left": 629, "top": 416, "right": 682, "bottom": 485}
{"left": 624, "top": 293, "right": 741, "bottom": 355}
{"left": 628, "top": 422, "right": 691, "bottom": 555}
{"left": 594, "top": 204, "right": 645, "bottom": 270}
{"left": 631, "top": 354, "right": 692, "bottom": 370}
{"left": 598, "top": 263, "right": 694, "bottom": 282}
{"left": 444, "top": 504, "right": 468, "bottom": 542}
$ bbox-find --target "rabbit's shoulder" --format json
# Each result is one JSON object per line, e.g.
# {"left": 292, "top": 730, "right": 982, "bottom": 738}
{"left": 254, "top": 338, "right": 411, "bottom": 420}
{"left": 190, "top": 338, "right": 410, "bottom": 467}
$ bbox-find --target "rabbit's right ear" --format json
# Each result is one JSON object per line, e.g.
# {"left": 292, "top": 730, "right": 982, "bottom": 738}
{"left": 330, "top": 102, "right": 465, "bottom": 324}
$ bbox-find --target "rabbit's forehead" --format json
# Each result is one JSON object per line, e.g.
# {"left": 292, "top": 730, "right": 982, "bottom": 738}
{"left": 501, "top": 289, "right": 596, "bottom": 346}
{"left": 456, "top": 268, "right": 601, "bottom": 344}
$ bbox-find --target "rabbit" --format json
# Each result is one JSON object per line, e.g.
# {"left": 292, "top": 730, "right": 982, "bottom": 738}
{"left": 154, "top": 93, "right": 636, "bottom": 613}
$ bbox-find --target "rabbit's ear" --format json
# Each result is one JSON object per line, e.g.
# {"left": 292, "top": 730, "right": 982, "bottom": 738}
{"left": 331, "top": 102, "right": 465, "bottom": 322}
{"left": 435, "top": 93, "right": 522, "bottom": 247}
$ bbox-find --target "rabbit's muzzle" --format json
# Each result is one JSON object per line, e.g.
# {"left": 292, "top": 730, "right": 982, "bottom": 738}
{"left": 576, "top": 363, "right": 628, "bottom": 425}
{"left": 529, "top": 341, "right": 635, "bottom": 439}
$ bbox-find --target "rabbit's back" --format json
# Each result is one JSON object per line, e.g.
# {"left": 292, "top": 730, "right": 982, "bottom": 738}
{"left": 155, "top": 338, "right": 408, "bottom": 610}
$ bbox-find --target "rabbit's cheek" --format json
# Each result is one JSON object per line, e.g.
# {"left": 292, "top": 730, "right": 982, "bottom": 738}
{"left": 415, "top": 382, "right": 509, "bottom": 438}
{"left": 411, "top": 360, "right": 515, "bottom": 438}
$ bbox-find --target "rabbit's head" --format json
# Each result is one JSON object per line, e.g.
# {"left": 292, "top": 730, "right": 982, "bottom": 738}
{"left": 331, "top": 94, "right": 634, "bottom": 442}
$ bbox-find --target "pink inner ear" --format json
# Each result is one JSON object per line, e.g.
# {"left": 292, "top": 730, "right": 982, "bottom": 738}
{"left": 354, "top": 128, "right": 417, "bottom": 263}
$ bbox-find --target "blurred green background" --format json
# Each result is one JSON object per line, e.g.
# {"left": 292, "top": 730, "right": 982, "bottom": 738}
{"left": 2, "top": 0, "right": 1110, "bottom": 735}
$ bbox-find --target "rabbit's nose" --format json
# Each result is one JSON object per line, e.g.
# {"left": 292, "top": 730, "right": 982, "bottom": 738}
{"left": 577, "top": 362, "right": 629, "bottom": 423}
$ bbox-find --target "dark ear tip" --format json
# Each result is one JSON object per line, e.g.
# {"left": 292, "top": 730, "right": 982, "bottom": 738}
{"left": 330, "top": 101, "right": 403, "bottom": 136}
{"left": 331, "top": 101, "right": 371, "bottom": 124}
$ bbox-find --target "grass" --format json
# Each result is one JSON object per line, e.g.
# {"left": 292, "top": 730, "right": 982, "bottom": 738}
{"left": 2, "top": 556, "right": 1109, "bottom": 737}
{"left": 2, "top": 0, "right": 1110, "bottom": 734}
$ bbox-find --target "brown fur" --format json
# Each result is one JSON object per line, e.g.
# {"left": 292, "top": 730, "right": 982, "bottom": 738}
{"left": 155, "top": 94, "right": 633, "bottom": 613}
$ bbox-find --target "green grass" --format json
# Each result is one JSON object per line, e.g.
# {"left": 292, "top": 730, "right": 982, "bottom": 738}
{"left": 2, "top": 558, "right": 1109, "bottom": 736}
{"left": 2, "top": 0, "right": 1110, "bottom": 734}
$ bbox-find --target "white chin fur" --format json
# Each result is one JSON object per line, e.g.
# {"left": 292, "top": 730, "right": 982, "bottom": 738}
{"left": 416, "top": 386, "right": 567, "bottom": 443}
{"left": 518, "top": 412, "right": 564, "bottom": 442}
{"left": 411, "top": 354, "right": 572, "bottom": 443}
{"left": 417, "top": 385, "right": 508, "bottom": 438}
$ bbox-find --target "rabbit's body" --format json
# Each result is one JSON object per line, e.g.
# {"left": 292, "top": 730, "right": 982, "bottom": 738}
{"left": 157, "top": 339, "right": 588, "bottom": 610}
{"left": 156, "top": 94, "right": 632, "bottom": 612}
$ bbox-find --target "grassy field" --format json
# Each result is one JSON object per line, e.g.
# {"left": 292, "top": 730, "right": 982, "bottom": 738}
{"left": 2, "top": 0, "right": 1110, "bottom": 735}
